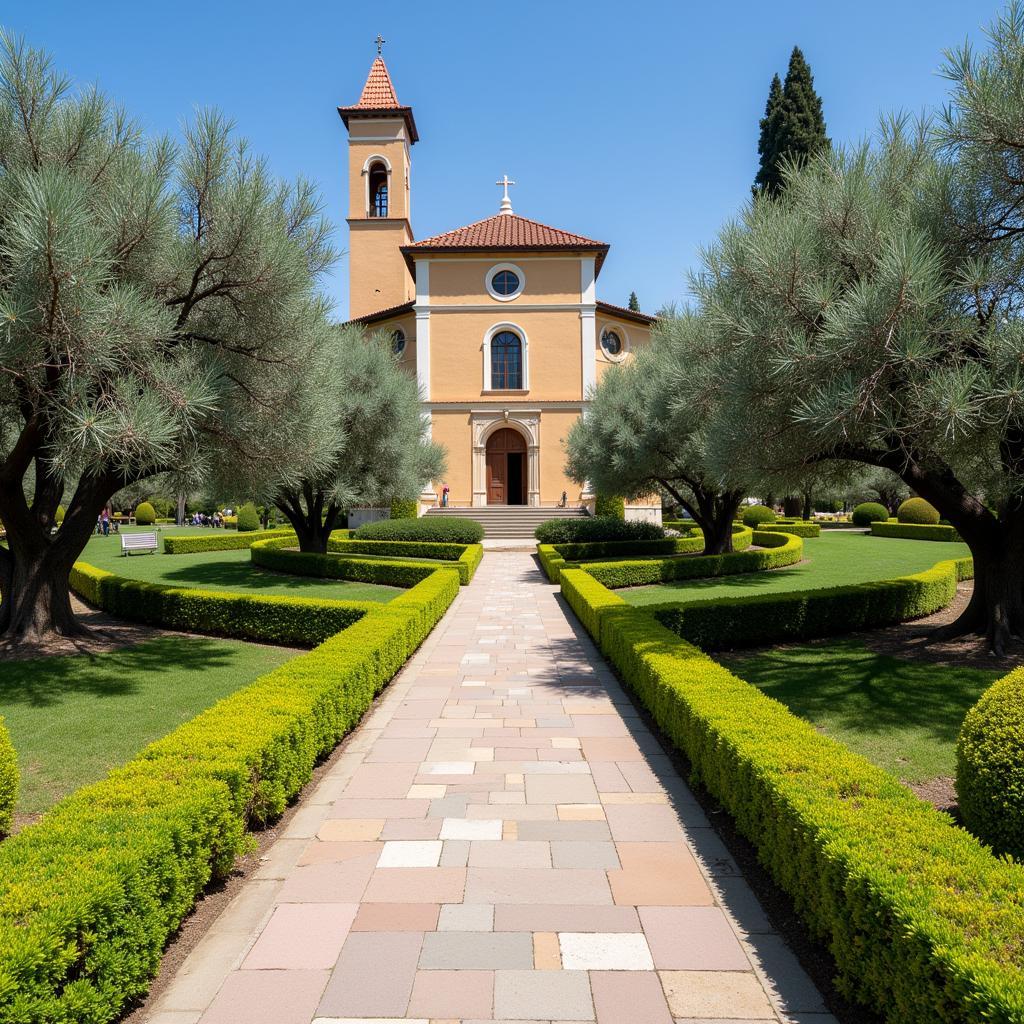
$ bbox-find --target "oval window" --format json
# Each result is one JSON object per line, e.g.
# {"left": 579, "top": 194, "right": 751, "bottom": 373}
{"left": 391, "top": 329, "right": 406, "bottom": 356}
{"left": 601, "top": 329, "right": 622, "bottom": 356}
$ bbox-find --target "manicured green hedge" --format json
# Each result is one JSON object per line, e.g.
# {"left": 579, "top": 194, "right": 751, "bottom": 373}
{"left": 163, "top": 527, "right": 300, "bottom": 554}
{"left": 134, "top": 501, "right": 156, "bottom": 526}
{"left": 533, "top": 516, "right": 664, "bottom": 545}
{"left": 0, "top": 567, "right": 460, "bottom": 1021}
{"left": 758, "top": 520, "right": 821, "bottom": 538}
{"left": 69, "top": 562, "right": 372, "bottom": 647}
{"left": 390, "top": 499, "right": 418, "bottom": 520}
{"left": 898, "top": 496, "right": 940, "bottom": 525}
{"left": 957, "top": 667, "right": 1024, "bottom": 860}
{"left": 559, "top": 566, "right": 1024, "bottom": 1022}
{"left": 580, "top": 530, "right": 800, "bottom": 589}
{"left": 651, "top": 556, "right": 973, "bottom": 652}
{"left": 594, "top": 494, "right": 625, "bottom": 520}
{"left": 741, "top": 503, "right": 776, "bottom": 527}
{"left": 852, "top": 501, "right": 889, "bottom": 527}
{"left": 0, "top": 717, "right": 17, "bottom": 836}
{"left": 326, "top": 536, "right": 483, "bottom": 584}
{"left": 355, "top": 516, "right": 484, "bottom": 544}
{"left": 870, "top": 521, "right": 961, "bottom": 542}
{"left": 236, "top": 502, "right": 260, "bottom": 532}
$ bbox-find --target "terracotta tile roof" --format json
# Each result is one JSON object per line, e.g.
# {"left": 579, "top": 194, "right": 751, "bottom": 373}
{"left": 338, "top": 57, "right": 418, "bottom": 142}
{"left": 401, "top": 213, "right": 610, "bottom": 273}
{"left": 595, "top": 299, "right": 657, "bottom": 325}
{"left": 343, "top": 299, "right": 415, "bottom": 326}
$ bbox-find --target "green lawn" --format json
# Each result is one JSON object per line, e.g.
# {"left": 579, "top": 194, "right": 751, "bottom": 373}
{"left": 78, "top": 526, "right": 401, "bottom": 603}
{"left": 720, "top": 638, "right": 1000, "bottom": 784}
{"left": 2, "top": 635, "right": 296, "bottom": 818}
{"left": 620, "top": 531, "right": 969, "bottom": 606}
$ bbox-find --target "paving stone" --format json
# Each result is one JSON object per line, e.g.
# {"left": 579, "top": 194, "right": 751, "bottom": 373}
{"left": 242, "top": 903, "right": 357, "bottom": 970}
{"left": 407, "top": 969, "right": 494, "bottom": 1018}
{"left": 640, "top": 906, "right": 750, "bottom": 970}
{"left": 493, "top": 969, "right": 594, "bottom": 1021}
{"left": 362, "top": 867, "right": 466, "bottom": 904}
{"left": 550, "top": 840, "right": 619, "bottom": 869}
{"left": 438, "top": 902, "right": 494, "bottom": 931}
{"left": 591, "top": 970, "right": 674, "bottom": 1024}
{"left": 659, "top": 970, "right": 776, "bottom": 1019}
{"left": 317, "top": 932, "right": 422, "bottom": 1017}
{"left": 419, "top": 930, "right": 534, "bottom": 969}
{"left": 377, "top": 840, "right": 442, "bottom": 867}
{"left": 608, "top": 842, "right": 713, "bottom": 907}
{"left": 558, "top": 931, "right": 655, "bottom": 970}
{"left": 350, "top": 902, "right": 439, "bottom": 932}
{"left": 201, "top": 970, "right": 329, "bottom": 1024}
{"left": 439, "top": 817, "right": 502, "bottom": 840}
{"left": 465, "top": 866, "right": 613, "bottom": 905}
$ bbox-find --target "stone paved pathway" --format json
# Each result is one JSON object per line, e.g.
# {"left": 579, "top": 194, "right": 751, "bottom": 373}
{"left": 149, "top": 552, "right": 836, "bottom": 1024}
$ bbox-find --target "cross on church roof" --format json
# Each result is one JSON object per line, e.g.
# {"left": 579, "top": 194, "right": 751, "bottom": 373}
{"left": 496, "top": 174, "right": 516, "bottom": 215}
{"left": 375, "top": 34, "right": 386, "bottom": 55}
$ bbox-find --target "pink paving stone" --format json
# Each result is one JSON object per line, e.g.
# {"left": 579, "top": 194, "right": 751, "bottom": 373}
{"left": 363, "top": 737, "right": 433, "bottom": 762}
{"left": 580, "top": 737, "right": 646, "bottom": 761}
{"left": 639, "top": 906, "right": 750, "bottom": 970}
{"left": 341, "top": 763, "right": 419, "bottom": 798}
{"left": 407, "top": 968, "right": 495, "bottom": 1018}
{"left": 605, "top": 802, "right": 687, "bottom": 842}
{"left": 276, "top": 855, "right": 377, "bottom": 903}
{"left": 316, "top": 931, "right": 423, "bottom": 1017}
{"left": 590, "top": 969, "right": 674, "bottom": 1024}
{"left": 200, "top": 969, "right": 328, "bottom": 1024}
{"left": 464, "top": 866, "right": 613, "bottom": 905}
{"left": 493, "top": 904, "right": 641, "bottom": 932}
{"left": 362, "top": 866, "right": 467, "bottom": 903}
{"left": 242, "top": 903, "right": 357, "bottom": 970}
{"left": 351, "top": 902, "right": 440, "bottom": 931}
{"left": 297, "top": 840, "right": 382, "bottom": 866}
{"left": 329, "top": 797, "right": 430, "bottom": 818}
{"left": 379, "top": 817, "right": 444, "bottom": 840}
{"left": 570, "top": 714, "right": 631, "bottom": 737}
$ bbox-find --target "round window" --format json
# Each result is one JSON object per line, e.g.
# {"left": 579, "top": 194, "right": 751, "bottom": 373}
{"left": 391, "top": 329, "right": 406, "bottom": 356}
{"left": 601, "top": 329, "right": 623, "bottom": 356}
{"left": 492, "top": 269, "right": 520, "bottom": 296}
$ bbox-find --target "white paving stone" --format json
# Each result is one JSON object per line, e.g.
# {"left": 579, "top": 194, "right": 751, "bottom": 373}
{"left": 558, "top": 931, "right": 656, "bottom": 970}
{"left": 439, "top": 817, "right": 503, "bottom": 841}
{"left": 376, "top": 840, "right": 442, "bottom": 867}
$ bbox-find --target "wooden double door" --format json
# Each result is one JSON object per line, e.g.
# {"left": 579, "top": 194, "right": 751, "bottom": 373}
{"left": 485, "top": 428, "right": 527, "bottom": 505}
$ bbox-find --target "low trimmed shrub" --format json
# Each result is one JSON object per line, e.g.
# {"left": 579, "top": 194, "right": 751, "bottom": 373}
{"left": 70, "top": 562, "right": 372, "bottom": 647}
{"left": 852, "top": 501, "right": 889, "bottom": 527}
{"left": 897, "top": 497, "right": 940, "bottom": 525}
{"left": 0, "top": 717, "right": 17, "bottom": 836}
{"left": 390, "top": 499, "right": 418, "bottom": 520}
{"left": 134, "top": 501, "right": 156, "bottom": 526}
{"left": 558, "top": 565, "right": 1024, "bottom": 1022}
{"left": 581, "top": 530, "right": 801, "bottom": 589}
{"left": 594, "top": 494, "right": 625, "bottom": 520}
{"left": 652, "top": 556, "right": 972, "bottom": 652}
{"left": 957, "top": 667, "right": 1024, "bottom": 859}
{"left": 871, "top": 521, "right": 960, "bottom": 542}
{"left": 236, "top": 502, "right": 260, "bottom": 532}
{"left": 325, "top": 536, "right": 483, "bottom": 584}
{"left": 355, "top": 516, "right": 484, "bottom": 544}
{"left": 534, "top": 516, "right": 664, "bottom": 545}
{"left": 741, "top": 504, "right": 776, "bottom": 527}
{"left": 163, "top": 527, "right": 298, "bottom": 554}
{"left": 758, "top": 520, "right": 821, "bottom": 538}
{"left": 0, "top": 566, "right": 460, "bottom": 1021}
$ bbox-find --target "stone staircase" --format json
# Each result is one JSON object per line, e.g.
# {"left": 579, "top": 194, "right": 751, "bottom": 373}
{"left": 424, "top": 505, "right": 587, "bottom": 539}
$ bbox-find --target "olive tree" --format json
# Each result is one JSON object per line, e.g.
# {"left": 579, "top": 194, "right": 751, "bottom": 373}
{"left": 271, "top": 325, "right": 446, "bottom": 553}
{"left": 0, "top": 33, "right": 335, "bottom": 644}
{"left": 696, "top": 4, "right": 1024, "bottom": 652}
{"left": 566, "top": 312, "right": 746, "bottom": 554}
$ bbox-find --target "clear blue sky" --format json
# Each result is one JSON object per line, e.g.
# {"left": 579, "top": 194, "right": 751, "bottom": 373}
{"left": 5, "top": 0, "right": 1001, "bottom": 320}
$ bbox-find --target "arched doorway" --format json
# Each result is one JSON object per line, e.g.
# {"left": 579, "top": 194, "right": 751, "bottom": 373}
{"left": 485, "top": 428, "right": 527, "bottom": 505}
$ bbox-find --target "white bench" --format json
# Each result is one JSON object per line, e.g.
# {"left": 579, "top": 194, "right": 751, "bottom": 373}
{"left": 121, "top": 531, "right": 158, "bottom": 556}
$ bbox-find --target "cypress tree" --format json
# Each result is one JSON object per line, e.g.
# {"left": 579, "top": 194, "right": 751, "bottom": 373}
{"left": 753, "top": 49, "right": 830, "bottom": 197}
{"left": 628, "top": 291, "right": 640, "bottom": 312}
{"left": 753, "top": 74, "right": 784, "bottom": 196}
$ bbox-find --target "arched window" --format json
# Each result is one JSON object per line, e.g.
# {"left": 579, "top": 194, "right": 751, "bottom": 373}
{"left": 491, "top": 331, "right": 523, "bottom": 389}
{"left": 369, "top": 162, "right": 388, "bottom": 217}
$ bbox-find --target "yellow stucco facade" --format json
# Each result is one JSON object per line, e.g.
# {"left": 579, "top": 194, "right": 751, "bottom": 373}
{"left": 343, "top": 56, "right": 656, "bottom": 509}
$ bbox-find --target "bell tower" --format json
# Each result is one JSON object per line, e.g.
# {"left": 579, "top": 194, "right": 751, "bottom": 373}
{"left": 338, "top": 40, "right": 418, "bottom": 318}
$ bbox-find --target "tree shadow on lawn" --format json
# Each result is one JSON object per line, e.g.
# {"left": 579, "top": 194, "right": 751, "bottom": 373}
{"left": 0, "top": 635, "right": 243, "bottom": 708}
{"left": 720, "top": 637, "right": 999, "bottom": 750}
{"left": 156, "top": 558, "right": 348, "bottom": 592}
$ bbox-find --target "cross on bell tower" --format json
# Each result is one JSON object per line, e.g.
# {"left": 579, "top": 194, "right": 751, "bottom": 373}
{"left": 496, "top": 174, "right": 516, "bottom": 215}
{"left": 375, "top": 34, "right": 386, "bottom": 55}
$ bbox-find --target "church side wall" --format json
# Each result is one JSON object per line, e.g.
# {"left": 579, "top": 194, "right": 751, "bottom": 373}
{"left": 539, "top": 408, "right": 588, "bottom": 506}
{"left": 429, "top": 256, "right": 582, "bottom": 305}
{"left": 595, "top": 316, "right": 652, "bottom": 382}
{"left": 429, "top": 409, "right": 473, "bottom": 506}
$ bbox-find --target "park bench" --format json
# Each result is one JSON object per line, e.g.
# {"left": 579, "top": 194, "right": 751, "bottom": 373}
{"left": 121, "top": 531, "right": 158, "bottom": 556}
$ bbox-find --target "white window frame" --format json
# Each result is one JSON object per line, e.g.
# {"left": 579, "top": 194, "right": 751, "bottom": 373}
{"left": 362, "top": 154, "right": 392, "bottom": 218}
{"left": 599, "top": 322, "right": 630, "bottom": 363}
{"left": 483, "top": 322, "right": 529, "bottom": 391}
{"left": 485, "top": 262, "right": 526, "bottom": 302}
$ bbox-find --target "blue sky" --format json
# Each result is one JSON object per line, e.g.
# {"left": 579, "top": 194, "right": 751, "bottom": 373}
{"left": 5, "top": 0, "right": 1001, "bottom": 320}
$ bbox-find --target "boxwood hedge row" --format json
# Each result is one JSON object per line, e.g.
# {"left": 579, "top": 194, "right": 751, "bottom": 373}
{"left": 163, "top": 526, "right": 302, "bottom": 554}
{"left": 871, "top": 521, "right": 961, "bottom": 542}
{"left": 0, "top": 719, "right": 17, "bottom": 837}
{"left": 580, "top": 530, "right": 801, "bottom": 589}
{"left": 758, "top": 520, "right": 821, "bottom": 538}
{"left": 69, "top": 562, "right": 372, "bottom": 647}
{"left": 557, "top": 563, "right": 1024, "bottom": 1023}
{"left": 326, "top": 536, "right": 483, "bottom": 584}
{"left": 0, "top": 566, "right": 460, "bottom": 1021}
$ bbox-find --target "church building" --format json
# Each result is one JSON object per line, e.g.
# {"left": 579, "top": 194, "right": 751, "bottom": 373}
{"left": 340, "top": 51, "right": 657, "bottom": 513}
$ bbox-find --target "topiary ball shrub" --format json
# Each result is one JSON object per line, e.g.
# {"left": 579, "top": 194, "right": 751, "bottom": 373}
{"left": 852, "top": 501, "right": 890, "bottom": 527}
{"left": 134, "top": 501, "right": 156, "bottom": 526}
{"left": 741, "top": 504, "right": 776, "bottom": 528}
{"left": 957, "top": 668, "right": 1024, "bottom": 859}
{"left": 534, "top": 516, "right": 664, "bottom": 545}
{"left": 355, "top": 516, "right": 484, "bottom": 544}
{"left": 0, "top": 716, "right": 18, "bottom": 837}
{"left": 236, "top": 502, "right": 260, "bottom": 532}
{"left": 898, "top": 497, "right": 940, "bottom": 525}
{"left": 594, "top": 494, "right": 625, "bottom": 520}
{"left": 390, "top": 499, "right": 418, "bottom": 520}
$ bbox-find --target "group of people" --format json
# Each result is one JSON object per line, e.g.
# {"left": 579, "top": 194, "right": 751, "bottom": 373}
{"left": 189, "top": 511, "right": 227, "bottom": 527}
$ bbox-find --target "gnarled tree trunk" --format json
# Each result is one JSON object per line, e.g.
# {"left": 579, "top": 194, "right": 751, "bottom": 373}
{"left": 274, "top": 485, "right": 343, "bottom": 554}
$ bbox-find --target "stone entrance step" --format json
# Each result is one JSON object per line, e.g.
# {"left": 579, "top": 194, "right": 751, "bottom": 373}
{"left": 424, "top": 505, "right": 587, "bottom": 539}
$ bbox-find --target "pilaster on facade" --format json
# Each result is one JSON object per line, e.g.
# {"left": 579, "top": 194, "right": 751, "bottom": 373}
{"left": 580, "top": 256, "right": 597, "bottom": 399}
{"left": 415, "top": 260, "right": 431, "bottom": 402}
